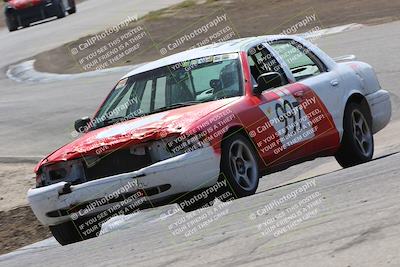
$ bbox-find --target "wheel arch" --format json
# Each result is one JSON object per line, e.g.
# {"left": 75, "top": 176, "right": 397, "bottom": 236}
{"left": 335, "top": 92, "right": 375, "bottom": 167}
{"left": 220, "top": 124, "right": 263, "bottom": 169}
{"left": 221, "top": 125, "right": 252, "bottom": 147}
{"left": 344, "top": 93, "right": 372, "bottom": 124}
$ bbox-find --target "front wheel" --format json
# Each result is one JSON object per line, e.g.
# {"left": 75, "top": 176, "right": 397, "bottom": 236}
{"left": 335, "top": 102, "right": 374, "bottom": 168}
{"left": 219, "top": 133, "right": 260, "bottom": 198}
{"left": 6, "top": 14, "right": 18, "bottom": 32}
{"left": 50, "top": 218, "right": 100, "bottom": 245}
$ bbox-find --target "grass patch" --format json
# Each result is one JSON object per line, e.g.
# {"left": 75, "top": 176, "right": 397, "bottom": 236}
{"left": 175, "top": 0, "right": 197, "bottom": 9}
{"left": 143, "top": 0, "right": 200, "bottom": 21}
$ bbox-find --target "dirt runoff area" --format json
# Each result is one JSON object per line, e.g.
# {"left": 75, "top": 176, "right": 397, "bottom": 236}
{"left": 34, "top": 0, "right": 400, "bottom": 74}
{"left": 0, "top": 163, "right": 51, "bottom": 255}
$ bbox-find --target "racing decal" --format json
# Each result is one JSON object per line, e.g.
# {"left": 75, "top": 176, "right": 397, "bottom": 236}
{"left": 244, "top": 83, "right": 338, "bottom": 166}
{"left": 258, "top": 87, "right": 316, "bottom": 150}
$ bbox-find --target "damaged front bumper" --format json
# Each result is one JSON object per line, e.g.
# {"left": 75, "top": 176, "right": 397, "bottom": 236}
{"left": 28, "top": 146, "right": 220, "bottom": 226}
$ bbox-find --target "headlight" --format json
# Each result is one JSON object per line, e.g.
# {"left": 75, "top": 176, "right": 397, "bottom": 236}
{"left": 35, "top": 171, "right": 44, "bottom": 188}
{"left": 36, "top": 159, "right": 86, "bottom": 187}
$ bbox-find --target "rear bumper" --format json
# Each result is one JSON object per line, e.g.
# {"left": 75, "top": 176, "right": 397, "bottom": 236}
{"left": 366, "top": 89, "right": 392, "bottom": 133}
{"left": 28, "top": 146, "right": 220, "bottom": 226}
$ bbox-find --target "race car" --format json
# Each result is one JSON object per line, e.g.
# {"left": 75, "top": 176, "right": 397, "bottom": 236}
{"left": 4, "top": 0, "right": 76, "bottom": 32}
{"left": 27, "top": 35, "right": 391, "bottom": 245}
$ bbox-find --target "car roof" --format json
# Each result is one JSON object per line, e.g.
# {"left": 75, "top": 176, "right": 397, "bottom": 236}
{"left": 121, "top": 35, "right": 289, "bottom": 79}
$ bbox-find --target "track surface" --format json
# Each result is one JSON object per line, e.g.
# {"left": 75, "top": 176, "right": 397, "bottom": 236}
{"left": 0, "top": 0, "right": 399, "bottom": 266}
{"left": 1, "top": 152, "right": 399, "bottom": 267}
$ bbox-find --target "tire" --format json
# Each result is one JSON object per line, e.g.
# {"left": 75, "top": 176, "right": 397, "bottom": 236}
{"left": 50, "top": 221, "right": 83, "bottom": 245}
{"left": 56, "top": 0, "right": 66, "bottom": 18}
{"left": 67, "top": 0, "right": 76, "bottom": 14}
{"left": 6, "top": 14, "right": 18, "bottom": 32}
{"left": 335, "top": 102, "right": 374, "bottom": 168}
{"left": 219, "top": 133, "right": 260, "bottom": 199}
{"left": 177, "top": 189, "right": 216, "bottom": 213}
{"left": 50, "top": 218, "right": 99, "bottom": 245}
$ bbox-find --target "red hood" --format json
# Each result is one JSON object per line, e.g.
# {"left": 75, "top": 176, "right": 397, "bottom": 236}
{"left": 7, "top": 0, "right": 43, "bottom": 10}
{"left": 35, "top": 98, "right": 238, "bottom": 171}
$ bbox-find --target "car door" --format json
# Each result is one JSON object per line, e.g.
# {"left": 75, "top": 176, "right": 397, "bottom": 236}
{"left": 267, "top": 38, "right": 341, "bottom": 156}
{"left": 244, "top": 43, "right": 317, "bottom": 168}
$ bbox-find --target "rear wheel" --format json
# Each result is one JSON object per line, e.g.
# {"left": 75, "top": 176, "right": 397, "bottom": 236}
{"left": 67, "top": 0, "right": 76, "bottom": 14}
{"left": 219, "top": 133, "right": 260, "bottom": 199}
{"left": 56, "top": 0, "right": 66, "bottom": 18}
{"left": 335, "top": 102, "right": 374, "bottom": 168}
{"left": 6, "top": 14, "right": 18, "bottom": 32}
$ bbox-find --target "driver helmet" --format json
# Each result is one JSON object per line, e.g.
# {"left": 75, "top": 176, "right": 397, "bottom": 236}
{"left": 219, "top": 62, "right": 239, "bottom": 90}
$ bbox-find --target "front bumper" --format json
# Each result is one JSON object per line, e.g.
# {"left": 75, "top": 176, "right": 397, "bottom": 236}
{"left": 366, "top": 89, "right": 392, "bottom": 133}
{"left": 28, "top": 146, "right": 220, "bottom": 226}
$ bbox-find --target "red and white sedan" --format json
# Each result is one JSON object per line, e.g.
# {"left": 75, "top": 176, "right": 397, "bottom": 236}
{"left": 28, "top": 35, "right": 391, "bottom": 245}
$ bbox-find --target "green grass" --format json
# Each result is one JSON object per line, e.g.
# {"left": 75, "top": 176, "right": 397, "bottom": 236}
{"left": 144, "top": 0, "right": 200, "bottom": 21}
{"left": 175, "top": 0, "right": 197, "bottom": 9}
{"left": 145, "top": 9, "right": 167, "bottom": 21}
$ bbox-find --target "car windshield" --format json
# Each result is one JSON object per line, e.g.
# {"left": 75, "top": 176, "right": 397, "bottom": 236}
{"left": 91, "top": 53, "right": 242, "bottom": 130}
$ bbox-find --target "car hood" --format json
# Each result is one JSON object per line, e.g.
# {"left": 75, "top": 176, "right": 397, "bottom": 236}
{"left": 35, "top": 98, "right": 238, "bottom": 171}
{"left": 7, "top": 0, "right": 43, "bottom": 10}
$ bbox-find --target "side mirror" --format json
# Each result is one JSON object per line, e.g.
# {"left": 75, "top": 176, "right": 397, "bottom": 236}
{"left": 74, "top": 117, "right": 91, "bottom": 133}
{"left": 254, "top": 72, "right": 283, "bottom": 94}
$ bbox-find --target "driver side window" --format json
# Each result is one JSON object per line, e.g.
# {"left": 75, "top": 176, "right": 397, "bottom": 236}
{"left": 270, "top": 40, "right": 326, "bottom": 81}
{"left": 247, "top": 44, "right": 288, "bottom": 90}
